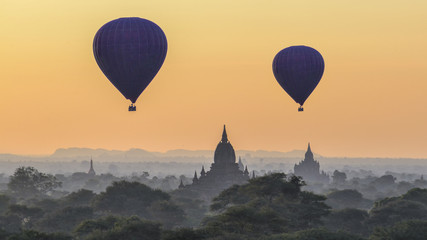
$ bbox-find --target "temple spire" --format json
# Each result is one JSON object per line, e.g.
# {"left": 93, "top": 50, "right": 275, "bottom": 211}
{"left": 221, "top": 125, "right": 228, "bottom": 143}
{"left": 238, "top": 157, "right": 244, "bottom": 171}
{"left": 305, "top": 142, "right": 314, "bottom": 160}
{"left": 88, "top": 156, "right": 96, "bottom": 176}
{"left": 200, "top": 166, "right": 206, "bottom": 177}
{"left": 193, "top": 171, "right": 198, "bottom": 183}
{"left": 179, "top": 179, "right": 185, "bottom": 189}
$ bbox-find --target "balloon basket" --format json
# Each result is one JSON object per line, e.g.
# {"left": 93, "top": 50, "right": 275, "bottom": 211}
{"left": 298, "top": 107, "right": 304, "bottom": 112}
{"left": 129, "top": 105, "right": 136, "bottom": 111}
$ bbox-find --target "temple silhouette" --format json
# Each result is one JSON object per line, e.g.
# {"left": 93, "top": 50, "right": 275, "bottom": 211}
{"left": 88, "top": 157, "right": 96, "bottom": 176}
{"left": 294, "top": 143, "right": 329, "bottom": 183}
{"left": 178, "top": 125, "right": 250, "bottom": 199}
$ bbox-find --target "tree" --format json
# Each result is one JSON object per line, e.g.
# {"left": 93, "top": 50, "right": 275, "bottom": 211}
{"left": 4, "top": 204, "right": 44, "bottom": 230}
{"left": 75, "top": 216, "right": 161, "bottom": 240}
{"left": 36, "top": 206, "right": 94, "bottom": 233}
{"left": 8, "top": 167, "right": 62, "bottom": 199}
{"left": 7, "top": 230, "right": 71, "bottom": 240}
{"left": 171, "top": 195, "right": 209, "bottom": 227}
{"left": 74, "top": 215, "right": 120, "bottom": 239}
{"left": 161, "top": 228, "right": 205, "bottom": 240}
{"left": 370, "top": 220, "right": 427, "bottom": 240}
{"left": 332, "top": 170, "right": 347, "bottom": 185}
{"left": 401, "top": 188, "right": 427, "bottom": 205}
{"left": 204, "top": 204, "right": 287, "bottom": 237}
{"left": 263, "top": 228, "right": 366, "bottom": 240}
{"left": 323, "top": 208, "right": 369, "bottom": 236}
{"left": 25, "top": 198, "right": 62, "bottom": 217}
{"left": 93, "top": 181, "right": 169, "bottom": 216}
{"left": 148, "top": 200, "right": 185, "bottom": 229}
{"left": 204, "top": 173, "right": 330, "bottom": 238}
{"left": 0, "top": 194, "right": 12, "bottom": 215}
{"left": 368, "top": 199, "right": 427, "bottom": 228}
{"left": 325, "top": 189, "right": 369, "bottom": 209}
{"left": 93, "top": 181, "right": 185, "bottom": 228}
{"left": 371, "top": 175, "right": 395, "bottom": 190}
{"left": 0, "top": 213, "right": 22, "bottom": 233}
{"left": 210, "top": 173, "right": 305, "bottom": 211}
{"left": 62, "top": 189, "right": 96, "bottom": 207}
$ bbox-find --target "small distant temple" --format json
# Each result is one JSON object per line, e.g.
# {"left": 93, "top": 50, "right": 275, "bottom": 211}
{"left": 294, "top": 143, "right": 329, "bottom": 183}
{"left": 238, "top": 157, "right": 244, "bottom": 171}
{"left": 88, "top": 157, "right": 96, "bottom": 176}
{"left": 179, "top": 125, "right": 250, "bottom": 200}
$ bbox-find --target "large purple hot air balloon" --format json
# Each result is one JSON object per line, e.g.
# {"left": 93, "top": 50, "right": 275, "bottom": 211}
{"left": 272, "top": 45, "right": 324, "bottom": 111}
{"left": 93, "top": 17, "right": 167, "bottom": 111}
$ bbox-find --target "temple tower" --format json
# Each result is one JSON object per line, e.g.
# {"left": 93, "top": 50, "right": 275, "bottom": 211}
{"left": 294, "top": 143, "right": 329, "bottom": 183}
{"left": 88, "top": 157, "right": 96, "bottom": 176}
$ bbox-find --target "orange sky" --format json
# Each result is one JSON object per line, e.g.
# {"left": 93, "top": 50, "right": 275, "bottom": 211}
{"left": 1, "top": 0, "right": 427, "bottom": 158}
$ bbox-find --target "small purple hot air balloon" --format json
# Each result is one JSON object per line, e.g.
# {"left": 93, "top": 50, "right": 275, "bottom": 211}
{"left": 272, "top": 45, "right": 324, "bottom": 111}
{"left": 93, "top": 17, "right": 167, "bottom": 111}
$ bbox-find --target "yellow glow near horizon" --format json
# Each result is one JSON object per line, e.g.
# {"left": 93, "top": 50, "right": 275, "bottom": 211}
{"left": 1, "top": 0, "right": 427, "bottom": 157}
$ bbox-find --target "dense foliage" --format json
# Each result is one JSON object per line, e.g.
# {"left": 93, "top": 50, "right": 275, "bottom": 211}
{"left": 1, "top": 166, "right": 427, "bottom": 239}
{"left": 8, "top": 167, "right": 61, "bottom": 199}
{"left": 204, "top": 173, "right": 330, "bottom": 238}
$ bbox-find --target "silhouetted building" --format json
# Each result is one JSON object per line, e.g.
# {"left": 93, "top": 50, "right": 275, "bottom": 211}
{"left": 88, "top": 158, "right": 96, "bottom": 176}
{"left": 238, "top": 157, "right": 244, "bottom": 171}
{"left": 180, "top": 125, "right": 250, "bottom": 200}
{"left": 332, "top": 170, "right": 347, "bottom": 185}
{"left": 200, "top": 166, "right": 206, "bottom": 177}
{"left": 294, "top": 143, "right": 329, "bottom": 183}
{"left": 244, "top": 166, "right": 249, "bottom": 176}
{"left": 178, "top": 179, "right": 185, "bottom": 189}
{"left": 192, "top": 171, "right": 198, "bottom": 184}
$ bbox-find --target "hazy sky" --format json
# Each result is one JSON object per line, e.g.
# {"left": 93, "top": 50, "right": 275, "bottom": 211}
{"left": 1, "top": 0, "right": 427, "bottom": 158}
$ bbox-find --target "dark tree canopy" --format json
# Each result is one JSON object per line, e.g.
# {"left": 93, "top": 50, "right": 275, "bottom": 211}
{"left": 62, "top": 189, "right": 96, "bottom": 208}
{"left": 8, "top": 167, "right": 62, "bottom": 199}
{"left": 370, "top": 220, "right": 427, "bottom": 240}
{"left": 326, "top": 189, "right": 366, "bottom": 209}
{"left": 36, "top": 206, "right": 94, "bottom": 233}
{"left": 210, "top": 173, "right": 305, "bottom": 211}
{"left": 3, "top": 204, "right": 44, "bottom": 230}
{"left": 0, "top": 194, "right": 12, "bottom": 215}
{"left": 161, "top": 228, "right": 205, "bottom": 240}
{"left": 93, "top": 181, "right": 184, "bottom": 228}
{"left": 401, "top": 188, "right": 427, "bottom": 205}
{"left": 332, "top": 170, "right": 347, "bottom": 185}
{"left": 204, "top": 173, "right": 330, "bottom": 238}
{"left": 368, "top": 188, "right": 427, "bottom": 230}
{"left": 368, "top": 199, "right": 427, "bottom": 228}
{"left": 74, "top": 215, "right": 120, "bottom": 238}
{"left": 7, "top": 230, "right": 71, "bottom": 240}
{"left": 264, "top": 228, "right": 366, "bottom": 240}
{"left": 323, "top": 208, "right": 369, "bottom": 236}
{"left": 75, "top": 216, "right": 161, "bottom": 240}
{"left": 93, "top": 180, "right": 170, "bottom": 216}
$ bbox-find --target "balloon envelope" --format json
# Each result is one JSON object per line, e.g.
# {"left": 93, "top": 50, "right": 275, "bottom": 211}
{"left": 272, "top": 45, "right": 324, "bottom": 107}
{"left": 93, "top": 17, "right": 167, "bottom": 103}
